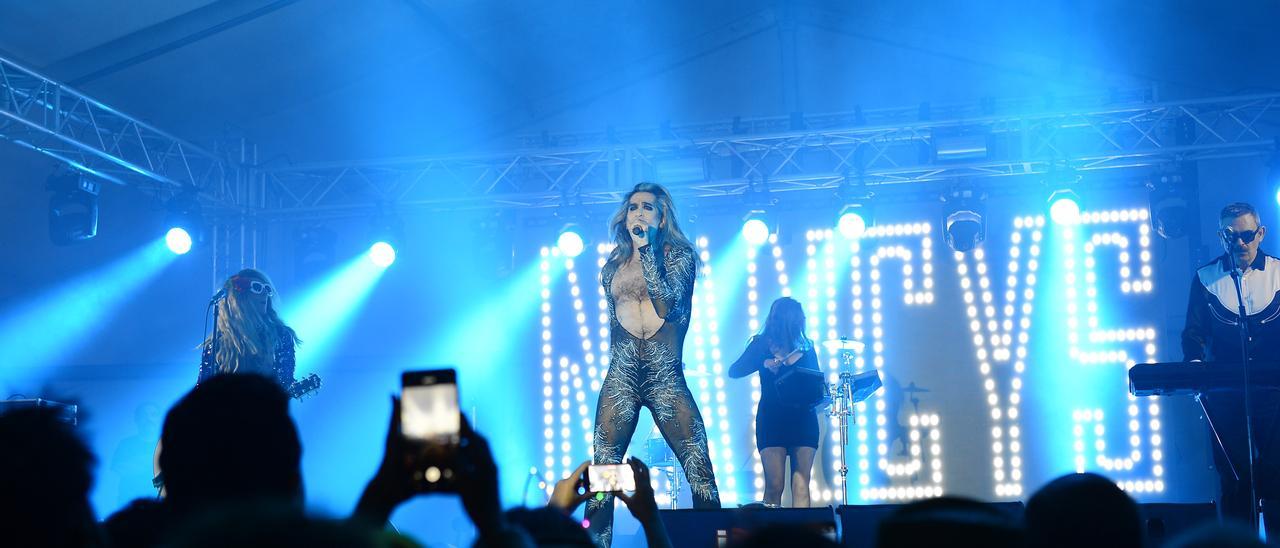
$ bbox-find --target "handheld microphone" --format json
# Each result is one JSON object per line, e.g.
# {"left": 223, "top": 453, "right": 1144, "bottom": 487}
{"left": 632, "top": 226, "right": 645, "bottom": 237}
{"left": 209, "top": 288, "right": 226, "bottom": 305}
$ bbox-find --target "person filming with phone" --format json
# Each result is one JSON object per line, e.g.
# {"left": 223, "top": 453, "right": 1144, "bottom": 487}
{"left": 547, "top": 459, "right": 673, "bottom": 548}
{"left": 354, "top": 368, "right": 534, "bottom": 547}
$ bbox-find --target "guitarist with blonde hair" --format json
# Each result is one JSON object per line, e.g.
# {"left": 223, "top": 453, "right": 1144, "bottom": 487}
{"left": 154, "top": 268, "right": 319, "bottom": 495}
{"left": 197, "top": 268, "right": 314, "bottom": 396}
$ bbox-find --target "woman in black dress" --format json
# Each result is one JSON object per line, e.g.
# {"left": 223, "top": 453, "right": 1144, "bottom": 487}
{"left": 729, "top": 296, "right": 820, "bottom": 507}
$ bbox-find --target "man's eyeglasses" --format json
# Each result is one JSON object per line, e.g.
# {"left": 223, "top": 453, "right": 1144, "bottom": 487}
{"left": 1221, "top": 227, "right": 1262, "bottom": 245}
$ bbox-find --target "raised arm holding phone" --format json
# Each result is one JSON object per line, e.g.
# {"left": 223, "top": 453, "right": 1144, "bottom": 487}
{"left": 354, "top": 368, "right": 532, "bottom": 548}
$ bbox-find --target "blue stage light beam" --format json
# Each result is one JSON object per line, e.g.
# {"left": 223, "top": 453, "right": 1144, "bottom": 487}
{"left": 278, "top": 248, "right": 394, "bottom": 521}
{"left": 1031, "top": 218, "right": 1091, "bottom": 477}
{"left": 283, "top": 249, "right": 390, "bottom": 371}
{"left": 413, "top": 255, "right": 565, "bottom": 503}
{"left": 707, "top": 233, "right": 751, "bottom": 323}
{"left": 0, "top": 238, "right": 178, "bottom": 389}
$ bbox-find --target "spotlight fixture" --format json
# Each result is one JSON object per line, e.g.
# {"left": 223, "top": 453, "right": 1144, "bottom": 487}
{"left": 557, "top": 223, "right": 586, "bottom": 258}
{"left": 933, "top": 132, "right": 989, "bottom": 162}
{"left": 945, "top": 210, "right": 984, "bottom": 252}
{"left": 46, "top": 171, "right": 100, "bottom": 245}
{"left": 740, "top": 177, "right": 775, "bottom": 246}
{"left": 165, "top": 227, "right": 193, "bottom": 255}
{"left": 837, "top": 205, "right": 868, "bottom": 240}
{"left": 943, "top": 185, "right": 986, "bottom": 252}
{"left": 369, "top": 241, "right": 396, "bottom": 268}
{"left": 164, "top": 189, "right": 203, "bottom": 255}
{"left": 295, "top": 225, "right": 337, "bottom": 277}
{"left": 834, "top": 175, "right": 873, "bottom": 240}
{"left": 552, "top": 195, "right": 590, "bottom": 258}
{"left": 741, "top": 209, "right": 771, "bottom": 245}
{"left": 1148, "top": 171, "right": 1192, "bottom": 240}
{"left": 368, "top": 204, "right": 402, "bottom": 267}
{"left": 1048, "top": 189, "right": 1082, "bottom": 225}
{"left": 1045, "top": 166, "right": 1082, "bottom": 226}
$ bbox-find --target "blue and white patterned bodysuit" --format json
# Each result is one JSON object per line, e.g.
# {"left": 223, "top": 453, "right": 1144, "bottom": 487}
{"left": 586, "top": 243, "right": 720, "bottom": 546}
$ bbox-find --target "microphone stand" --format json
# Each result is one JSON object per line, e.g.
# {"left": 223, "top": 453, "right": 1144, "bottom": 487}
{"left": 207, "top": 293, "right": 223, "bottom": 375}
{"left": 1225, "top": 250, "right": 1260, "bottom": 530}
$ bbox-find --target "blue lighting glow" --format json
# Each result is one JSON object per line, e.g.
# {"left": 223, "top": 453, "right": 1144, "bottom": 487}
{"left": 165, "top": 227, "right": 193, "bottom": 255}
{"left": 557, "top": 227, "right": 585, "bottom": 258}
{"left": 0, "top": 238, "right": 177, "bottom": 389}
{"left": 838, "top": 210, "right": 867, "bottom": 239}
{"left": 425, "top": 252, "right": 561, "bottom": 501}
{"left": 1049, "top": 191, "right": 1082, "bottom": 225}
{"left": 369, "top": 241, "right": 397, "bottom": 267}
{"left": 742, "top": 218, "right": 769, "bottom": 246}
{"left": 284, "top": 249, "right": 391, "bottom": 369}
{"left": 522, "top": 202, "right": 1175, "bottom": 505}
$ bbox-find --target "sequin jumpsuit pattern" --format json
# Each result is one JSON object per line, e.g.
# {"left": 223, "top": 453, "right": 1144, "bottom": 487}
{"left": 586, "top": 243, "right": 720, "bottom": 546}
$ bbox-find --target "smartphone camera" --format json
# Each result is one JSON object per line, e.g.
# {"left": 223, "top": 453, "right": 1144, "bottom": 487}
{"left": 586, "top": 463, "right": 637, "bottom": 494}
{"left": 401, "top": 369, "right": 460, "bottom": 492}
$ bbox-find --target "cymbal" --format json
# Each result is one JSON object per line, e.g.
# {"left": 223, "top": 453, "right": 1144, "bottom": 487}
{"left": 822, "top": 338, "right": 866, "bottom": 353}
{"left": 903, "top": 382, "right": 930, "bottom": 394}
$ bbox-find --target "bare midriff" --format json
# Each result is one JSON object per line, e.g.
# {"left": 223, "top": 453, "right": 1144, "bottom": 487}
{"left": 611, "top": 259, "right": 665, "bottom": 339}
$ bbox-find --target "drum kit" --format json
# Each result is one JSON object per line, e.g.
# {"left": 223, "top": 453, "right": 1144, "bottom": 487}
{"left": 648, "top": 336, "right": 882, "bottom": 507}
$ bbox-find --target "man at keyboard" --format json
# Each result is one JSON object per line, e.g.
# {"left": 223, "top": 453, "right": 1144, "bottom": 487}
{"left": 1182, "top": 201, "right": 1280, "bottom": 531}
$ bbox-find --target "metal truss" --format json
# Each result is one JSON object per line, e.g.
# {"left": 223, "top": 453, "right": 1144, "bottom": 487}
{"left": 4, "top": 47, "right": 1275, "bottom": 223}
{"left": 263, "top": 92, "right": 1280, "bottom": 220}
{"left": 0, "top": 56, "right": 240, "bottom": 210}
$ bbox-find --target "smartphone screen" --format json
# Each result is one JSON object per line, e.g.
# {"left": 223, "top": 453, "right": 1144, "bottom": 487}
{"left": 401, "top": 370, "right": 459, "bottom": 443}
{"left": 588, "top": 463, "right": 637, "bottom": 493}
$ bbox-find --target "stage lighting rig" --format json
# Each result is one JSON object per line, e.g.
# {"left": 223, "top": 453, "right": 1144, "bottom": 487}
{"left": 164, "top": 188, "right": 203, "bottom": 255}
{"left": 740, "top": 178, "right": 776, "bottom": 245}
{"left": 368, "top": 204, "right": 402, "bottom": 267}
{"left": 1048, "top": 189, "right": 1082, "bottom": 226}
{"left": 1045, "top": 166, "right": 1082, "bottom": 225}
{"left": 837, "top": 205, "right": 868, "bottom": 240}
{"left": 557, "top": 223, "right": 586, "bottom": 258}
{"left": 1147, "top": 170, "right": 1192, "bottom": 240}
{"left": 552, "top": 196, "right": 590, "bottom": 258}
{"left": 295, "top": 225, "right": 337, "bottom": 277}
{"left": 942, "top": 185, "right": 986, "bottom": 252}
{"left": 835, "top": 176, "right": 873, "bottom": 240}
{"left": 46, "top": 171, "right": 100, "bottom": 245}
{"left": 741, "top": 209, "right": 771, "bottom": 245}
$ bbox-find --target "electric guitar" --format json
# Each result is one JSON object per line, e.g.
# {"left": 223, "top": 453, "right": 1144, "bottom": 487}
{"left": 287, "top": 373, "right": 323, "bottom": 400}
